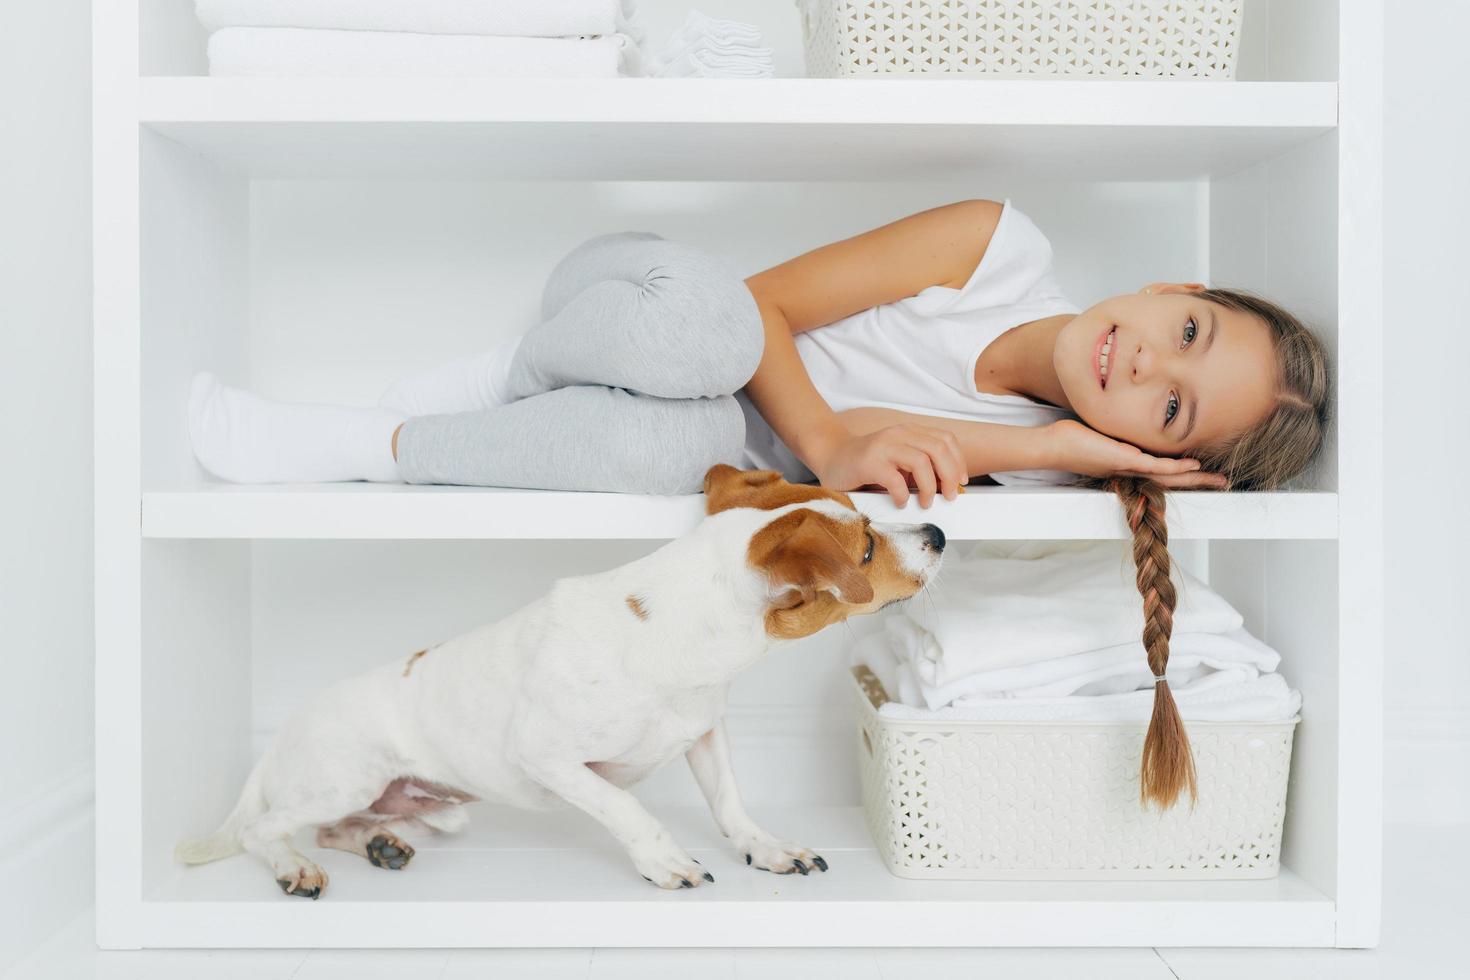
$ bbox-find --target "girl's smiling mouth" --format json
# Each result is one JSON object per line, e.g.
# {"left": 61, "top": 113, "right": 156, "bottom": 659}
{"left": 1094, "top": 325, "right": 1117, "bottom": 389}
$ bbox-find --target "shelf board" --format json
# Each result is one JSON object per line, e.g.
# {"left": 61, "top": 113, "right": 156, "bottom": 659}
{"left": 141, "top": 484, "right": 1338, "bottom": 541}
{"left": 142, "top": 805, "right": 1335, "bottom": 947}
{"left": 138, "top": 78, "right": 1337, "bottom": 180}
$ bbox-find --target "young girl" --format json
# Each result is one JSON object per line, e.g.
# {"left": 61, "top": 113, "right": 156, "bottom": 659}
{"left": 189, "top": 199, "right": 1331, "bottom": 811}
{"left": 189, "top": 198, "right": 1328, "bottom": 506}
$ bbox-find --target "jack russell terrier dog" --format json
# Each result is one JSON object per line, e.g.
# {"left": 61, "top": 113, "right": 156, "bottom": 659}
{"left": 176, "top": 465, "right": 946, "bottom": 898}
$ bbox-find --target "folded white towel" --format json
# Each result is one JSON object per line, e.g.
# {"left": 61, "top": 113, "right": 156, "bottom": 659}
{"left": 657, "top": 35, "right": 774, "bottom": 64}
{"left": 657, "top": 50, "right": 775, "bottom": 79}
{"left": 651, "top": 10, "right": 772, "bottom": 78}
{"left": 658, "top": 11, "right": 762, "bottom": 49}
{"left": 903, "top": 541, "right": 1243, "bottom": 694}
{"left": 855, "top": 540, "right": 1300, "bottom": 724}
{"left": 196, "top": 0, "right": 643, "bottom": 42}
{"left": 207, "top": 27, "right": 639, "bottom": 78}
{"left": 857, "top": 620, "right": 1283, "bottom": 709}
{"left": 875, "top": 669, "right": 1302, "bottom": 724}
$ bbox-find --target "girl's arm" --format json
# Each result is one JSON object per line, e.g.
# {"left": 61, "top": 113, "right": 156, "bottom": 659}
{"left": 833, "top": 408, "right": 1049, "bottom": 478}
{"left": 834, "top": 407, "right": 1228, "bottom": 489}
{"left": 742, "top": 200, "right": 1004, "bottom": 507}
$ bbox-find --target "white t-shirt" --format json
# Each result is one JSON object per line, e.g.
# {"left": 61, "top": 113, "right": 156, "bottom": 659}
{"left": 737, "top": 199, "right": 1081, "bottom": 486}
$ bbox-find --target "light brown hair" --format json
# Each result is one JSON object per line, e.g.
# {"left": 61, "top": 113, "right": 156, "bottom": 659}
{"left": 1111, "top": 476, "right": 1197, "bottom": 809}
{"left": 1184, "top": 288, "right": 1332, "bottom": 490}
{"left": 1102, "top": 290, "right": 1330, "bottom": 810}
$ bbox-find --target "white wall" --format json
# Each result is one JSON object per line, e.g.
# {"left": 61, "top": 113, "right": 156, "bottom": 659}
{"left": 1381, "top": 4, "right": 1470, "bottom": 826}
{"left": 0, "top": 0, "right": 96, "bottom": 970}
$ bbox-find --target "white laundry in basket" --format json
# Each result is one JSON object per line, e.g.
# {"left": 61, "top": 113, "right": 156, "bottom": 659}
{"left": 857, "top": 618, "right": 1287, "bottom": 710}
{"left": 876, "top": 668, "right": 1301, "bottom": 724}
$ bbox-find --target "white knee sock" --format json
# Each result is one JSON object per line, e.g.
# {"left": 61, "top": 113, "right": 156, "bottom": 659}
{"left": 188, "top": 373, "right": 405, "bottom": 484}
{"left": 376, "top": 335, "right": 523, "bottom": 417}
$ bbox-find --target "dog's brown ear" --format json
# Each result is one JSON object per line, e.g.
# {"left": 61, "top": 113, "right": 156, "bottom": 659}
{"left": 751, "top": 510, "right": 874, "bottom": 606}
{"left": 702, "top": 463, "right": 858, "bottom": 515}
{"left": 703, "top": 464, "right": 785, "bottom": 515}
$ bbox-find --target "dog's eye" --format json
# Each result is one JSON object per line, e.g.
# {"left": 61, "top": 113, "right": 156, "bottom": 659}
{"left": 862, "top": 531, "right": 875, "bottom": 565}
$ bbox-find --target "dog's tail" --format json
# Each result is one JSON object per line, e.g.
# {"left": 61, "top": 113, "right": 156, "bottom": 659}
{"left": 174, "top": 760, "right": 267, "bottom": 866}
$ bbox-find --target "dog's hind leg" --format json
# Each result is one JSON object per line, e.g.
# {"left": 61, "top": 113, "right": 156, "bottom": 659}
{"left": 240, "top": 813, "right": 334, "bottom": 900}
{"left": 411, "top": 800, "right": 470, "bottom": 835}
{"left": 240, "top": 789, "right": 387, "bottom": 898}
{"left": 315, "top": 813, "right": 418, "bottom": 871}
{"left": 315, "top": 780, "right": 473, "bottom": 870}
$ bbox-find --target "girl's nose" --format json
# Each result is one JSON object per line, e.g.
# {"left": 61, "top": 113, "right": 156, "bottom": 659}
{"left": 1130, "top": 342, "right": 1154, "bottom": 382}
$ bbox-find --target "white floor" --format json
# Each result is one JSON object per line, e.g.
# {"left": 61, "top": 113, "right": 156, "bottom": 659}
{"left": 7, "top": 819, "right": 1465, "bottom": 980}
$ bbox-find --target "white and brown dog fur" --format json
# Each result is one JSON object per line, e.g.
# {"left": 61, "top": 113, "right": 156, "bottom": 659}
{"left": 176, "top": 465, "right": 946, "bottom": 897}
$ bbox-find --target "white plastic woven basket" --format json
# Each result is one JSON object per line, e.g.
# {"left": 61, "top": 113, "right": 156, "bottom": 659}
{"left": 798, "top": 0, "right": 1243, "bottom": 78}
{"left": 852, "top": 666, "right": 1297, "bottom": 879}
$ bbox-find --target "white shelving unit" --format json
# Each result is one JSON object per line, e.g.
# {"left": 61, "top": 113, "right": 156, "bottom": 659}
{"left": 96, "top": 0, "right": 1383, "bottom": 951}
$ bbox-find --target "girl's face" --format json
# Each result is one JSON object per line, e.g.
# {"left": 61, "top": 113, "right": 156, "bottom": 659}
{"left": 1053, "top": 284, "right": 1279, "bottom": 457}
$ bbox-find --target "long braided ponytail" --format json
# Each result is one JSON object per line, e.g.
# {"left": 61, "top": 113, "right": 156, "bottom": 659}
{"left": 1112, "top": 476, "right": 1198, "bottom": 811}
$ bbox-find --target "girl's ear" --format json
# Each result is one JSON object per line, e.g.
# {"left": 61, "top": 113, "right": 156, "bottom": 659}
{"left": 1141, "top": 282, "right": 1206, "bottom": 296}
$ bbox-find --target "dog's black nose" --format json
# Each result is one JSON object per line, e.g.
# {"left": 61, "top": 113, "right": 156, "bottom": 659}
{"left": 921, "top": 523, "right": 946, "bottom": 553}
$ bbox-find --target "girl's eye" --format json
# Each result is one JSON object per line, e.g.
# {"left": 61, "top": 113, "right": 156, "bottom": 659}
{"left": 862, "top": 532, "right": 875, "bottom": 565}
{"left": 1182, "top": 318, "right": 1198, "bottom": 347}
{"left": 1165, "top": 391, "right": 1180, "bottom": 426}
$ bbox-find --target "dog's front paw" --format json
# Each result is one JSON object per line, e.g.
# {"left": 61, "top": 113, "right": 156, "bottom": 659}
{"left": 630, "top": 839, "right": 714, "bottom": 890}
{"left": 739, "top": 836, "right": 829, "bottom": 876}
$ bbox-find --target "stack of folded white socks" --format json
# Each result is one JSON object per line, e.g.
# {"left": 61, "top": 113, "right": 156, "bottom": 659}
{"left": 196, "top": 0, "right": 647, "bottom": 78}
{"left": 854, "top": 540, "right": 1304, "bottom": 723}
{"left": 649, "top": 11, "right": 775, "bottom": 78}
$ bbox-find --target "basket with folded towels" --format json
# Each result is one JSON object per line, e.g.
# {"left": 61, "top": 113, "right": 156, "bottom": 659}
{"left": 851, "top": 540, "right": 1300, "bottom": 880}
{"left": 798, "top": 0, "right": 1243, "bottom": 78}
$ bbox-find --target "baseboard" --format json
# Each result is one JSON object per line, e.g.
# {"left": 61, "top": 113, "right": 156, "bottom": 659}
{"left": 1384, "top": 704, "right": 1470, "bottom": 826}
{"left": 0, "top": 770, "right": 94, "bottom": 974}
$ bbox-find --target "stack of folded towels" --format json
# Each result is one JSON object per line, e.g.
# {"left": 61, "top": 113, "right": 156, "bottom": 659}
{"left": 648, "top": 11, "right": 776, "bottom": 78}
{"left": 196, "top": 0, "right": 647, "bottom": 78}
{"left": 854, "top": 540, "right": 1302, "bottom": 723}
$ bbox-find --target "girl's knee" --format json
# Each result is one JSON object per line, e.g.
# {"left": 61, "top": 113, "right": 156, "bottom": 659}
{"left": 637, "top": 395, "right": 745, "bottom": 495}
{"left": 707, "top": 393, "right": 748, "bottom": 464}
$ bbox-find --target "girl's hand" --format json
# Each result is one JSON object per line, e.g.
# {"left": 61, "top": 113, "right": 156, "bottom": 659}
{"left": 1045, "top": 419, "right": 1229, "bottom": 489}
{"left": 815, "top": 424, "right": 968, "bottom": 509}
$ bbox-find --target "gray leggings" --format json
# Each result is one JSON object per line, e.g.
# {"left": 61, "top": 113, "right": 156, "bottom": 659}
{"left": 395, "top": 232, "right": 765, "bottom": 494}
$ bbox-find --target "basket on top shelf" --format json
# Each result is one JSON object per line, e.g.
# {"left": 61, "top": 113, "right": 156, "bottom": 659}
{"left": 798, "top": 0, "right": 1243, "bottom": 78}
{"left": 851, "top": 665, "right": 1297, "bottom": 880}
